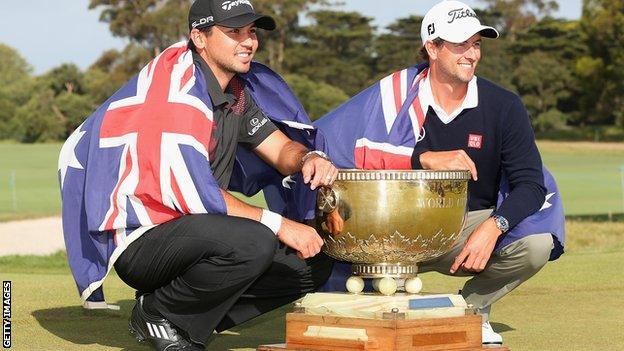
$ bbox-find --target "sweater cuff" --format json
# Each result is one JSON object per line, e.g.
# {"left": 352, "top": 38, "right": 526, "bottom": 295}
{"left": 491, "top": 208, "right": 515, "bottom": 230}
{"left": 411, "top": 148, "right": 429, "bottom": 169}
{"left": 493, "top": 190, "right": 543, "bottom": 230}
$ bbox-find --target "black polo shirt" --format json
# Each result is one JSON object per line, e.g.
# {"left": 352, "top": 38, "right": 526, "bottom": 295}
{"left": 193, "top": 52, "right": 278, "bottom": 188}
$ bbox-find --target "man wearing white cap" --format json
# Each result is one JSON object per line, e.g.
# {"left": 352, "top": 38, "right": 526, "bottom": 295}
{"left": 413, "top": 0, "right": 555, "bottom": 345}
{"left": 315, "top": 0, "right": 564, "bottom": 346}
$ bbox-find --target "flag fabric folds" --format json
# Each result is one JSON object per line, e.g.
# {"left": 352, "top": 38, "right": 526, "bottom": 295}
{"left": 58, "top": 42, "right": 318, "bottom": 304}
{"left": 314, "top": 63, "right": 430, "bottom": 170}
{"left": 314, "top": 63, "right": 565, "bottom": 262}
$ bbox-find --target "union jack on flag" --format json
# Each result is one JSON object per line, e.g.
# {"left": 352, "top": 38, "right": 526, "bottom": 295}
{"left": 59, "top": 42, "right": 318, "bottom": 304}
{"left": 314, "top": 63, "right": 564, "bottom": 258}
{"left": 314, "top": 63, "right": 565, "bottom": 291}
{"left": 315, "top": 64, "right": 430, "bottom": 170}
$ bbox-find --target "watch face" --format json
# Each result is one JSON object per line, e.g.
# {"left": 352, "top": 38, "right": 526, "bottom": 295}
{"left": 495, "top": 216, "right": 509, "bottom": 232}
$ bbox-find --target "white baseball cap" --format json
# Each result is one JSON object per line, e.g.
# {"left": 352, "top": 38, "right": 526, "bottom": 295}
{"left": 420, "top": 0, "right": 499, "bottom": 46}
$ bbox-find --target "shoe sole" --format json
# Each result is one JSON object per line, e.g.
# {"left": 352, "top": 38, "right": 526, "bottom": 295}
{"left": 129, "top": 320, "right": 147, "bottom": 343}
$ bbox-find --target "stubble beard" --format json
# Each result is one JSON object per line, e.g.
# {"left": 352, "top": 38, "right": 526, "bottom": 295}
{"left": 440, "top": 60, "right": 474, "bottom": 85}
{"left": 222, "top": 61, "right": 250, "bottom": 75}
{"left": 216, "top": 53, "right": 253, "bottom": 75}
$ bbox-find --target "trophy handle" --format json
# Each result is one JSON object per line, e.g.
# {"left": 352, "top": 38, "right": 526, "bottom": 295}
{"left": 317, "top": 187, "right": 339, "bottom": 213}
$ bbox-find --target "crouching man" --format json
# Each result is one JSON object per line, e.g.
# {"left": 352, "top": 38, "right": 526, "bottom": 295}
{"left": 59, "top": 1, "right": 337, "bottom": 349}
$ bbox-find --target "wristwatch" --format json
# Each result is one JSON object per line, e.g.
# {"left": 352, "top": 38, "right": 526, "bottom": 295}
{"left": 491, "top": 214, "right": 509, "bottom": 233}
{"left": 300, "top": 150, "right": 330, "bottom": 166}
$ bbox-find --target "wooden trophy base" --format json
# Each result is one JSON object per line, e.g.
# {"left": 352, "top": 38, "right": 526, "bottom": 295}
{"left": 257, "top": 312, "right": 510, "bottom": 351}
{"left": 259, "top": 345, "right": 508, "bottom": 351}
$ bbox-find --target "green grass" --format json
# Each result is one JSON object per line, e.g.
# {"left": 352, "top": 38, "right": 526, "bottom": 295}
{"left": 2, "top": 141, "right": 622, "bottom": 350}
{"left": 537, "top": 141, "right": 624, "bottom": 216}
{"left": 1, "top": 141, "right": 622, "bottom": 221}
{"left": 0, "top": 143, "right": 62, "bottom": 221}
{"left": 0, "top": 141, "right": 622, "bottom": 221}
{"left": 2, "top": 220, "right": 623, "bottom": 350}
{"left": 0, "top": 143, "right": 266, "bottom": 222}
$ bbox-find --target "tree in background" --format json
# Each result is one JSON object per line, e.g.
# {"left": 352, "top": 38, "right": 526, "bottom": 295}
{"left": 0, "top": 44, "right": 34, "bottom": 139}
{"left": 468, "top": 8, "right": 515, "bottom": 90}
{"left": 86, "top": 0, "right": 190, "bottom": 104}
{"left": 283, "top": 74, "right": 348, "bottom": 120}
{"left": 478, "top": 0, "right": 559, "bottom": 37}
{"left": 9, "top": 64, "right": 96, "bottom": 142}
{"left": 287, "top": 10, "right": 376, "bottom": 96}
{"left": 89, "top": 0, "right": 190, "bottom": 53}
{"left": 513, "top": 51, "right": 572, "bottom": 131}
{"left": 470, "top": 3, "right": 563, "bottom": 92}
{"left": 85, "top": 0, "right": 337, "bottom": 108}
{"left": 85, "top": 44, "right": 153, "bottom": 103}
{"left": 373, "top": 15, "right": 423, "bottom": 79}
{"left": 253, "top": 0, "right": 331, "bottom": 72}
{"left": 371, "top": 10, "right": 515, "bottom": 92}
{"left": 41, "top": 64, "right": 87, "bottom": 96}
{"left": 508, "top": 18, "right": 585, "bottom": 130}
{"left": 86, "top": 1, "right": 192, "bottom": 101}
{"left": 1, "top": 1, "right": 622, "bottom": 142}
{"left": 475, "top": 37, "right": 515, "bottom": 90}
{"left": 11, "top": 90, "right": 65, "bottom": 143}
{"left": 578, "top": 0, "right": 624, "bottom": 127}
{"left": 41, "top": 64, "right": 96, "bottom": 138}
{"left": 0, "top": 44, "right": 32, "bottom": 87}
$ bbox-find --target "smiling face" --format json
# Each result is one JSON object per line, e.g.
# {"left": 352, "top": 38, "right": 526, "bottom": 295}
{"left": 191, "top": 23, "right": 258, "bottom": 87}
{"left": 428, "top": 33, "right": 482, "bottom": 84}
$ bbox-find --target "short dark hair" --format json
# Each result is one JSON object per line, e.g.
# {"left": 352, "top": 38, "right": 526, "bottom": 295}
{"left": 419, "top": 38, "right": 445, "bottom": 62}
{"left": 188, "top": 26, "right": 213, "bottom": 52}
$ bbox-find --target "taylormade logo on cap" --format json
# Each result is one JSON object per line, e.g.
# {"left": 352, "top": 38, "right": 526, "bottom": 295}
{"left": 188, "top": 0, "right": 276, "bottom": 31}
{"left": 221, "top": 0, "right": 253, "bottom": 11}
{"left": 421, "top": 0, "right": 499, "bottom": 46}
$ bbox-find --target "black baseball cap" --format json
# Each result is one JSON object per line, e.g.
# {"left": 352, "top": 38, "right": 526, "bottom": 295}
{"left": 188, "top": 0, "right": 276, "bottom": 31}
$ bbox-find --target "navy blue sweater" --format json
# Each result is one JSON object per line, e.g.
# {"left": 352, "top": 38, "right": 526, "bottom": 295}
{"left": 411, "top": 77, "right": 546, "bottom": 229}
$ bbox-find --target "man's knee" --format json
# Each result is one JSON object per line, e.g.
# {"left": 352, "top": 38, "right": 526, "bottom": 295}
{"left": 308, "top": 254, "right": 334, "bottom": 288}
{"left": 245, "top": 224, "right": 278, "bottom": 276}
{"left": 507, "top": 233, "right": 554, "bottom": 273}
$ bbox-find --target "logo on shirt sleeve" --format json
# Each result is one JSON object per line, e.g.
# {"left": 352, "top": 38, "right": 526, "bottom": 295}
{"left": 467, "top": 134, "right": 483, "bottom": 149}
{"left": 248, "top": 117, "right": 268, "bottom": 136}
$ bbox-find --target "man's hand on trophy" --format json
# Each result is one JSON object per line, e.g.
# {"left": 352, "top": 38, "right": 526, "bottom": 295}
{"left": 277, "top": 218, "right": 324, "bottom": 259}
{"left": 325, "top": 209, "right": 344, "bottom": 235}
{"left": 420, "top": 150, "right": 478, "bottom": 181}
{"left": 450, "top": 218, "right": 502, "bottom": 273}
{"left": 301, "top": 151, "right": 338, "bottom": 190}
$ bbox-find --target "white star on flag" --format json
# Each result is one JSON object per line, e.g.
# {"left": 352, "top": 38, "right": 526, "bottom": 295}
{"left": 58, "top": 124, "right": 86, "bottom": 188}
{"left": 282, "top": 175, "right": 296, "bottom": 189}
{"left": 540, "top": 192, "right": 555, "bottom": 211}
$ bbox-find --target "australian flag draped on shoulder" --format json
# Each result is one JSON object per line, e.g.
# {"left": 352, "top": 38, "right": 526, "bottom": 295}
{"left": 58, "top": 41, "right": 318, "bottom": 306}
{"left": 314, "top": 63, "right": 565, "bottom": 263}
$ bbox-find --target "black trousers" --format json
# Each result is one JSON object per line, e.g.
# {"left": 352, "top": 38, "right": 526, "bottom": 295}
{"left": 114, "top": 213, "right": 333, "bottom": 344}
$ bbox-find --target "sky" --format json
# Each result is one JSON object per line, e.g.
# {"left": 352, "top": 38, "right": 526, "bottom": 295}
{"left": 0, "top": 0, "right": 582, "bottom": 75}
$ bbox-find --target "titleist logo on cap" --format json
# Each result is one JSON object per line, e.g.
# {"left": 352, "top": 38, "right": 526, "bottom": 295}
{"left": 221, "top": 0, "right": 253, "bottom": 11}
{"left": 447, "top": 8, "right": 478, "bottom": 23}
{"left": 192, "top": 16, "right": 214, "bottom": 28}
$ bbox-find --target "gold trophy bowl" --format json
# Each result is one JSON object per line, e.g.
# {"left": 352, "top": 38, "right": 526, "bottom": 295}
{"left": 316, "top": 169, "right": 470, "bottom": 294}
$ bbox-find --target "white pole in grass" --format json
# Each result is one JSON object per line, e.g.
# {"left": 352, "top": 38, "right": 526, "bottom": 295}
{"left": 9, "top": 170, "right": 17, "bottom": 211}
{"left": 620, "top": 166, "right": 624, "bottom": 213}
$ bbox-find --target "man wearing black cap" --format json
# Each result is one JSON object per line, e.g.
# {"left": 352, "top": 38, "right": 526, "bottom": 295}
{"left": 113, "top": 1, "right": 337, "bottom": 350}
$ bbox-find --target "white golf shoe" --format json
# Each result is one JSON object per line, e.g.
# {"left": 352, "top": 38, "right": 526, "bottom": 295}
{"left": 482, "top": 321, "right": 503, "bottom": 345}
